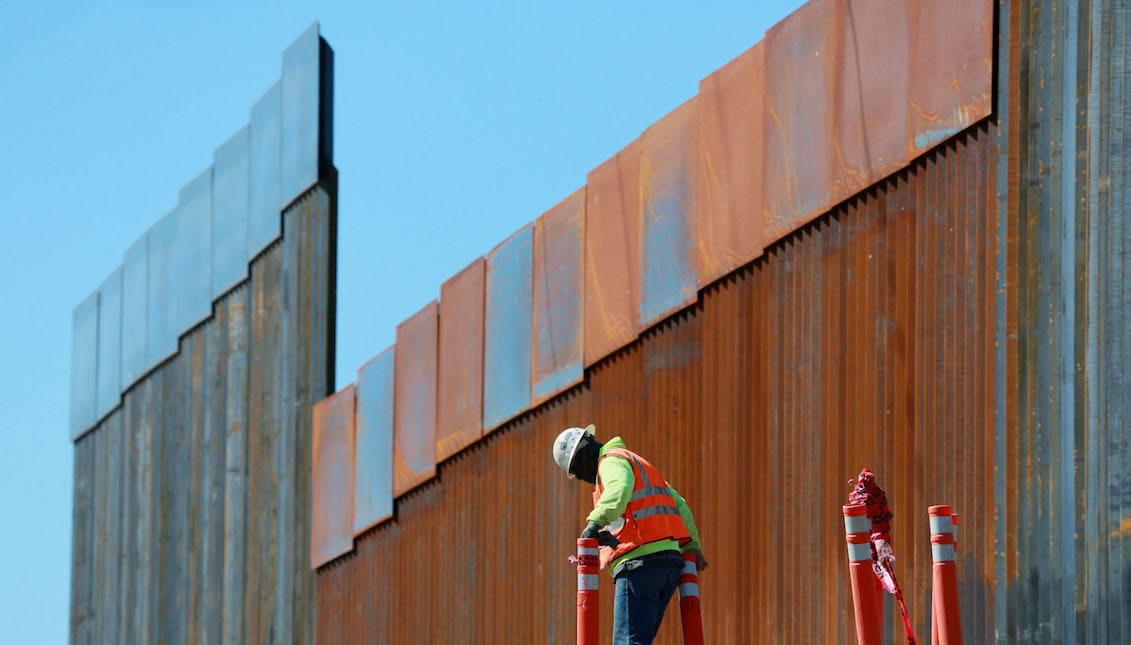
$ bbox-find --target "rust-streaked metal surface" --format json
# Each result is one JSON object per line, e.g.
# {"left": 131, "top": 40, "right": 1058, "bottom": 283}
{"left": 70, "top": 290, "right": 98, "bottom": 440}
{"left": 311, "top": 384, "right": 356, "bottom": 569}
{"left": 249, "top": 81, "right": 282, "bottom": 259}
{"left": 95, "top": 267, "right": 122, "bottom": 421}
{"left": 177, "top": 168, "right": 213, "bottom": 331}
{"left": 120, "top": 234, "right": 148, "bottom": 389}
{"left": 354, "top": 347, "right": 394, "bottom": 535}
{"left": 483, "top": 224, "right": 534, "bottom": 430}
{"left": 584, "top": 142, "right": 641, "bottom": 367}
{"left": 532, "top": 189, "right": 585, "bottom": 406}
{"left": 146, "top": 209, "right": 179, "bottom": 368}
{"left": 212, "top": 126, "right": 250, "bottom": 299}
{"left": 696, "top": 43, "right": 765, "bottom": 287}
{"left": 640, "top": 98, "right": 700, "bottom": 327}
{"left": 436, "top": 258, "right": 485, "bottom": 461}
{"left": 393, "top": 301, "right": 438, "bottom": 496}
{"left": 70, "top": 183, "right": 335, "bottom": 645}
{"left": 316, "top": 126, "right": 998, "bottom": 644}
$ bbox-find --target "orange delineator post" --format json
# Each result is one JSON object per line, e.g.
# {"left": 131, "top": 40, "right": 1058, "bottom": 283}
{"left": 843, "top": 504, "right": 882, "bottom": 645}
{"left": 678, "top": 553, "right": 704, "bottom": 645}
{"left": 576, "top": 538, "right": 599, "bottom": 645}
{"left": 929, "top": 505, "right": 962, "bottom": 645}
{"left": 931, "top": 512, "right": 958, "bottom": 644}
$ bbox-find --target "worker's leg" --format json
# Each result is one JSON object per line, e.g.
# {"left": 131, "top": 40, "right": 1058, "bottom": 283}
{"left": 612, "top": 565, "right": 682, "bottom": 645}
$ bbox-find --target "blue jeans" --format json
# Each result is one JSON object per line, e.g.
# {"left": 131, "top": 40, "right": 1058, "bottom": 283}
{"left": 612, "top": 563, "right": 681, "bottom": 645}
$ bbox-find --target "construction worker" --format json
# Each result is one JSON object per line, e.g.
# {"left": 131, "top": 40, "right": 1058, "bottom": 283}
{"left": 553, "top": 424, "right": 707, "bottom": 645}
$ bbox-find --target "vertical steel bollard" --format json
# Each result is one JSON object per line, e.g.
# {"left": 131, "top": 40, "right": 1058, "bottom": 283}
{"left": 929, "top": 505, "right": 962, "bottom": 645}
{"left": 678, "top": 553, "right": 704, "bottom": 645}
{"left": 576, "top": 538, "right": 599, "bottom": 645}
{"left": 844, "top": 504, "right": 882, "bottom": 645}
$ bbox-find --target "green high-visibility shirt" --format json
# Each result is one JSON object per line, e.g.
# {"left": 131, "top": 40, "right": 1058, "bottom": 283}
{"left": 585, "top": 436, "right": 702, "bottom": 575}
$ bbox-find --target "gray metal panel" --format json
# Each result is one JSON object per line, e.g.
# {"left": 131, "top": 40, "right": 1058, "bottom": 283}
{"left": 281, "top": 23, "right": 322, "bottom": 207}
{"left": 212, "top": 127, "right": 250, "bottom": 299}
{"left": 70, "top": 290, "right": 98, "bottom": 440}
{"left": 177, "top": 168, "right": 213, "bottom": 331}
{"left": 147, "top": 209, "right": 180, "bottom": 368}
{"left": 248, "top": 82, "right": 282, "bottom": 258}
{"left": 95, "top": 267, "right": 122, "bottom": 420}
{"left": 120, "top": 234, "right": 148, "bottom": 389}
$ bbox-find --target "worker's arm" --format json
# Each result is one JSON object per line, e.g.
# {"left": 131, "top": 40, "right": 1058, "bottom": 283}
{"left": 585, "top": 456, "right": 634, "bottom": 527}
{"left": 668, "top": 484, "right": 702, "bottom": 553}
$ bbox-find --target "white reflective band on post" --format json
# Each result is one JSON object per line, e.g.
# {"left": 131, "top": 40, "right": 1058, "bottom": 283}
{"left": 681, "top": 561, "right": 697, "bottom": 576}
{"left": 929, "top": 515, "right": 954, "bottom": 535}
{"left": 678, "top": 582, "right": 700, "bottom": 598}
{"left": 844, "top": 514, "right": 870, "bottom": 534}
{"left": 578, "top": 574, "right": 599, "bottom": 590}
{"left": 931, "top": 543, "right": 956, "bottom": 563}
{"left": 847, "top": 541, "right": 872, "bottom": 562}
{"left": 577, "top": 547, "right": 598, "bottom": 556}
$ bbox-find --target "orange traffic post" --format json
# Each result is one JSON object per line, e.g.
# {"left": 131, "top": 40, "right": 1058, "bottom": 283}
{"left": 576, "top": 538, "right": 599, "bottom": 645}
{"left": 932, "top": 512, "right": 957, "bottom": 644}
{"left": 843, "top": 504, "right": 882, "bottom": 645}
{"left": 678, "top": 553, "right": 704, "bottom": 645}
{"left": 929, "top": 506, "right": 962, "bottom": 645}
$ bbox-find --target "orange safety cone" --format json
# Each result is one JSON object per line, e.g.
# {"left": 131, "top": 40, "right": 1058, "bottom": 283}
{"left": 678, "top": 553, "right": 704, "bottom": 645}
{"left": 928, "top": 506, "right": 962, "bottom": 645}
{"left": 576, "top": 538, "right": 599, "bottom": 645}
{"left": 844, "top": 504, "right": 883, "bottom": 645}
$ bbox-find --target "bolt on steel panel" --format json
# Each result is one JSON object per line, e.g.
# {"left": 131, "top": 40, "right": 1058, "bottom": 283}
{"left": 177, "top": 168, "right": 213, "bottom": 331}
{"left": 281, "top": 22, "right": 332, "bottom": 209}
{"left": 483, "top": 224, "right": 534, "bottom": 430}
{"left": 311, "top": 384, "right": 355, "bottom": 569}
{"left": 212, "top": 127, "right": 250, "bottom": 299}
{"left": 70, "top": 290, "right": 98, "bottom": 440}
{"left": 120, "top": 235, "right": 148, "bottom": 390}
{"left": 640, "top": 98, "right": 700, "bottom": 327}
{"left": 147, "top": 208, "right": 180, "bottom": 368}
{"left": 436, "top": 257, "right": 485, "bottom": 461}
{"left": 95, "top": 266, "right": 122, "bottom": 421}
{"left": 762, "top": 0, "right": 834, "bottom": 245}
{"left": 354, "top": 347, "right": 395, "bottom": 535}
{"left": 394, "top": 301, "right": 438, "bottom": 496}
{"left": 696, "top": 43, "right": 765, "bottom": 287}
{"left": 907, "top": 0, "right": 993, "bottom": 154}
{"left": 248, "top": 81, "right": 282, "bottom": 259}
{"left": 532, "top": 189, "right": 585, "bottom": 406}
{"left": 584, "top": 141, "right": 641, "bottom": 366}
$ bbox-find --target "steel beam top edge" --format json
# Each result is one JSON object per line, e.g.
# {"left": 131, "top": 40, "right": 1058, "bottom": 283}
{"left": 69, "top": 290, "right": 99, "bottom": 441}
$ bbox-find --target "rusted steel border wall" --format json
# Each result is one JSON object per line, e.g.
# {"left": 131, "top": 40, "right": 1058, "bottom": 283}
{"left": 316, "top": 125, "right": 999, "bottom": 644}
{"left": 69, "top": 24, "right": 336, "bottom": 645}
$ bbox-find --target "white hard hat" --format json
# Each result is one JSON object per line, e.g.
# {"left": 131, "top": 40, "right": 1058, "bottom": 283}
{"left": 552, "top": 424, "right": 596, "bottom": 477}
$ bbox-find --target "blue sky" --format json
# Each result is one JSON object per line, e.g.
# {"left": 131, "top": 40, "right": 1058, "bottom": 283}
{"left": 0, "top": 2, "right": 801, "bottom": 641}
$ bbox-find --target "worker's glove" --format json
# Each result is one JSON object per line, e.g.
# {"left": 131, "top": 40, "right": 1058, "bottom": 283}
{"left": 874, "top": 539, "right": 895, "bottom": 568}
{"left": 597, "top": 530, "right": 620, "bottom": 549}
{"left": 580, "top": 522, "right": 600, "bottom": 540}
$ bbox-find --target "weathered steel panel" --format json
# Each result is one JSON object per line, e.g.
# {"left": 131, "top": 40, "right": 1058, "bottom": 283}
{"left": 212, "top": 127, "right": 250, "bottom": 299}
{"left": 146, "top": 209, "right": 180, "bottom": 368}
{"left": 95, "top": 267, "right": 122, "bottom": 420}
{"left": 762, "top": 0, "right": 833, "bottom": 244}
{"left": 696, "top": 43, "right": 765, "bottom": 287}
{"left": 220, "top": 283, "right": 248, "bottom": 645}
{"left": 70, "top": 290, "right": 98, "bottom": 439}
{"left": 177, "top": 168, "right": 213, "bottom": 331}
{"left": 532, "top": 189, "right": 585, "bottom": 406}
{"left": 483, "top": 225, "right": 534, "bottom": 430}
{"left": 248, "top": 81, "right": 282, "bottom": 259}
{"left": 640, "top": 98, "right": 700, "bottom": 327}
{"left": 584, "top": 142, "right": 641, "bottom": 366}
{"left": 354, "top": 347, "right": 395, "bottom": 534}
{"left": 436, "top": 258, "right": 485, "bottom": 461}
{"left": 281, "top": 23, "right": 331, "bottom": 208}
{"left": 120, "top": 234, "right": 148, "bottom": 390}
{"left": 394, "top": 301, "right": 438, "bottom": 496}
{"left": 311, "top": 384, "right": 356, "bottom": 569}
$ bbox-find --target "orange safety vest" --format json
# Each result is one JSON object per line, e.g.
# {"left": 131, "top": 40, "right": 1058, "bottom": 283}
{"left": 592, "top": 448, "right": 691, "bottom": 569}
